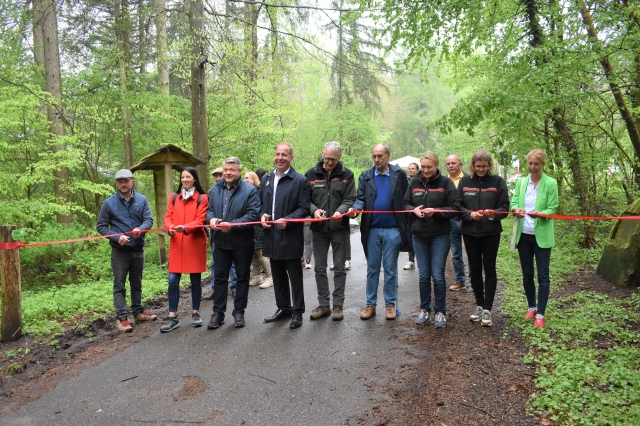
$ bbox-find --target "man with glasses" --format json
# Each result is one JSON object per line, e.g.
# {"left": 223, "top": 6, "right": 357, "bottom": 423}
{"left": 347, "top": 144, "right": 411, "bottom": 320}
{"left": 445, "top": 154, "right": 469, "bottom": 291}
{"left": 304, "top": 142, "right": 356, "bottom": 321}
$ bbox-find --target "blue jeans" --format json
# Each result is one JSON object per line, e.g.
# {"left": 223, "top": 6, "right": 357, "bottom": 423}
{"left": 168, "top": 272, "right": 202, "bottom": 313}
{"left": 365, "top": 227, "right": 402, "bottom": 306}
{"left": 210, "top": 242, "right": 237, "bottom": 293}
{"left": 413, "top": 233, "right": 451, "bottom": 313}
{"left": 449, "top": 219, "right": 466, "bottom": 284}
{"left": 111, "top": 249, "right": 145, "bottom": 319}
{"left": 517, "top": 233, "right": 551, "bottom": 316}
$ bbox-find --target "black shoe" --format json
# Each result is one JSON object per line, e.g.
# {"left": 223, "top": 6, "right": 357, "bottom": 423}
{"left": 232, "top": 290, "right": 236, "bottom": 298}
{"left": 207, "top": 313, "right": 224, "bottom": 329}
{"left": 234, "top": 312, "right": 245, "bottom": 328}
{"left": 290, "top": 313, "right": 302, "bottom": 329}
{"left": 160, "top": 316, "right": 179, "bottom": 333}
{"left": 202, "top": 291, "right": 214, "bottom": 301}
{"left": 264, "top": 309, "right": 292, "bottom": 323}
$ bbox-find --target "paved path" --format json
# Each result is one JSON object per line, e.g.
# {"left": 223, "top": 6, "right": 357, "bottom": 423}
{"left": 4, "top": 231, "right": 422, "bottom": 426}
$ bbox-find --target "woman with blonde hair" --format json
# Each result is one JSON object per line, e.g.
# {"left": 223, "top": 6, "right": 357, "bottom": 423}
{"left": 244, "top": 171, "right": 273, "bottom": 289}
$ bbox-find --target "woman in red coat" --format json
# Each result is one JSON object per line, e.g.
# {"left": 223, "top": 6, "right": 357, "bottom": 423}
{"left": 160, "top": 167, "right": 209, "bottom": 332}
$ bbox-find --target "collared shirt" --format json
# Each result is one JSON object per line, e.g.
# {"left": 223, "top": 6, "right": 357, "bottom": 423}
{"left": 448, "top": 172, "right": 464, "bottom": 188}
{"left": 272, "top": 167, "right": 290, "bottom": 218}
{"left": 374, "top": 167, "right": 390, "bottom": 177}
{"left": 522, "top": 177, "right": 538, "bottom": 235}
{"left": 222, "top": 180, "right": 240, "bottom": 220}
{"left": 117, "top": 189, "right": 135, "bottom": 208}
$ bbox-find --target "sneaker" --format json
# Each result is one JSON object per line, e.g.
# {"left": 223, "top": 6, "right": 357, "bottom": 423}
{"left": 202, "top": 291, "right": 215, "bottom": 301}
{"left": 481, "top": 310, "right": 492, "bottom": 327}
{"left": 192, "top": 312, "right": 203, "bottom": 327}
{"left": 249, "top": 276, "right": 263, "bottom": 286}
{"left": 234, "top": 312, "right": 245, "bottom": 328}
{"left": 116, "top": 318, "right": 133, "bottom": 333}
{"left": 360, "top": 305, "right": 376, "bottom": 320}
{"left": 415, "top": 310, "right": 431, "bottom": 325}
{"left": 434, "top": 312, "right": 447, "bottom": 328}
{"left": 533, "top": 315, "right": 545, "bottom": 328}
{"left": 309, "top": 305, "right": 331, "bottom": 320}
{"left": 332, "top": 305, "right": 344, "bottom": 321}
{"left": 403, "top": 261, "right": 415, "bottom": 270}
{"left": 449, "top": 282, "right": 466, "bottom": 291}
{"left": 303, "top": 262, "right": 312, "bottom": 269}
{"left": 524, "top": 308, "right": 537, "bottom": 320}
{"left": 134, "top": 311, "right": 157, "bottom": 323}
{"left": 469, "top": 306, "right": 483, "bottom": 322}
{"left": 344, "top": 260, "right": 352, "bottom": 270}
{"left": 385, "top": 304, "right": 397, "bottom": 320}
{"left": 160, "top": 316, "right": 180, "bottom": 333}
{"left": 207, "top": 313, "right": 224, "bottom": 329}
{"left": 259, "top": 278, "right": 273, "bottom": 289}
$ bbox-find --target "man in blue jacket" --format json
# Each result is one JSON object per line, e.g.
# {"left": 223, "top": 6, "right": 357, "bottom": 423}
{"left": 260, "top": 143, "right": 310, "bottom": 329}
{"left": 347, "top": 144, "right": 410, "bottom": 321}
{"left": 206, "top": 157, "right": 261, "bottom": 329}
{"left": 97, "top": 169, "right": 157, "bottom": 333}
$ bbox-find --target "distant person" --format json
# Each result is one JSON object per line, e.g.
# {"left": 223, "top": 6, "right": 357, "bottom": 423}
{"left": 96, "top": 169, "right": 156, "bottom": 332}
{"left": 304, "top": 141, "right": 355, "bottom": 321}
{"left": 458, "top": 150, "right": 509, "bottom": 327}
{"left": 403, "top": 162, "right": 420, "bottom": 271}
{"left": 511, "top": 149, "right": 558, "bottom": 329}
{"left": 161, "top": 167, "right": 209, "bottom": 332}
{"left": 348, "top": 144, "right": 410, "bottom": 321}
{"left": 255, "top": 168, "right": 267, "bottom": 182}
{"left": 403, "top": 152, "right": 459, "bottom": 328}
{"left": 206, "top": 157, "right": 261, "bottom": 329}
{"left": 243, "top": 171, "right": 273, "bottom": 289}
{"left": 445, "top": 154, "right": 469, "bottom": 291}
{"left": 260, "top": 143, "right": 310, "bottom": 329}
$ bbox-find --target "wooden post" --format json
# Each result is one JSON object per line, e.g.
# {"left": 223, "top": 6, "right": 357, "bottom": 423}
{"left": 1, "top": 225, "right": 22, "bottom": 342}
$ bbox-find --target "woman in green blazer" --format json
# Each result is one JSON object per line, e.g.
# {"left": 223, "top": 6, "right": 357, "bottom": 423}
{"left": 510, "top": 149, "right": 558, "bottom": 328}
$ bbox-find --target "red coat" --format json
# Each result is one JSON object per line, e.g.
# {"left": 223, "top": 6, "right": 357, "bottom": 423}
{"left": 164, "top": 191, "right": 209, "bottom": 273}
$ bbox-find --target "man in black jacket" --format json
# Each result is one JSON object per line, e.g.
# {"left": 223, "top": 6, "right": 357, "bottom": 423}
{"left": 260, "top": 143, "right": 310, "bottom": 329}
{"left": 304, "top": 142, "right": 356, "bottom": 321}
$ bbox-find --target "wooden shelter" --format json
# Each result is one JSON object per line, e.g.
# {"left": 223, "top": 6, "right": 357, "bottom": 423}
{"left": 130, "top": 144, "right": 206, "bottom": 264}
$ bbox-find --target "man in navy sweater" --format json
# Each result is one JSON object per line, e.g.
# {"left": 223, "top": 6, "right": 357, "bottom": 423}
{"left": 348, "top": 145, "right": 410, "bottom": 320}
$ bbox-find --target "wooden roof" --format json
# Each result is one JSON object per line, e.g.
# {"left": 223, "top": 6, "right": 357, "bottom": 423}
{"left": 130, "top": 144, "right": 205, "bottom": 172}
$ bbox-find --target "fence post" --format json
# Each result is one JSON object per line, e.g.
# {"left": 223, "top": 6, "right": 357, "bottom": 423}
{"left": 1, "top": 225, "right": 22, "bottom": 342}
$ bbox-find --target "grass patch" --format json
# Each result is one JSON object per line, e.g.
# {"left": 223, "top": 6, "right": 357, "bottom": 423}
{"left": 499, "top": 217, "right": 640, "bottom": 425}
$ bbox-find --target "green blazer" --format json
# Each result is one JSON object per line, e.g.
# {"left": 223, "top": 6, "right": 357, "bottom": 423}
{"left": 510, "top": 173, "right": 558, "bottom": 248}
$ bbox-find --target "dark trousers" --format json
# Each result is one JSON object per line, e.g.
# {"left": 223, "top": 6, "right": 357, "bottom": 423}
{"left": 463, "top": 233, "right": 501, "bottom": 311}
{"left": 270, "top": 258, "right": 305, "bottom": 314}
{"left": 111, "top": 249, "right": 145, "bottom": 319}
{"left": 213, "top": 244, "right": 254, "bottom": 317}
{"left": 517, "top": 233, "right": 551, "bottom": 316}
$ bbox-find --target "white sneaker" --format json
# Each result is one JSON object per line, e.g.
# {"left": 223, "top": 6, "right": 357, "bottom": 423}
{"left": 345, "top": 260, "right": 351, "bottom": 270}
{"left": 403, "top": 261, "right": 415, "bottom": 270}
{"left": 259, "top": 278, "right": 273, "bottom": 289}
{"left": 481, "top": 310, "right": 492, "bottom": 327}
{"left": 304, "top": 262, "right": 312, "bottom": 270}
{"left": 469, "top": 306, "right": 483, "bottom": 322}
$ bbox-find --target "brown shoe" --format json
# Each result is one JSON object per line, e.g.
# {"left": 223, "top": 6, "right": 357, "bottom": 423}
{"left": 116, "top": 318, "right": 133, "bottom": 332}
{"left": 385, "top": 305, "right": 397, "bottom": 320}
{"left": 310, "top": 305, "right": 331, "bottom": 320}
{"left": 360, "top": 305, "right": 376, "bottom": 320}
{"left": 449, "top": 282, "right": 466, "bottom": 291}
{"left": 134, "top": 311, "right": 157, "bottom": 323}
{"left": 332, "top": 305, "right": 344, "bottom": 321}
{"left": 249, "top": 276, "right": 263, "bottom": 286}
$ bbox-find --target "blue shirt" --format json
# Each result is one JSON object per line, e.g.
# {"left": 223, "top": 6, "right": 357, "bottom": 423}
{"left": 370, "top": 169, "right": 398, "bottom": 228}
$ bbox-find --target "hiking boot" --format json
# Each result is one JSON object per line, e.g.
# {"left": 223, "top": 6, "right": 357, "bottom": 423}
{"left": 259, "top": 278, "right": 273, "bottom": 289}
{"left": 116, "top": 318, "right": 133, "bottom": 333}
{"left": 481, "top": 310, "right": 492, "bottom": 327}
{"left": 533, "top": 315, "right": 545, "bottom": 328}
{"left": 385, "top": 305, "right": 397, "bottom": 320}
{"left": 469, "top": 306, "right": 483, "bottom": 322}
{"left": 160, "top": 316, "right": 179, "bottom": 333}
{"left": 208, "top": 313, "right": 224, "bottom": 329}
{"left": 345, "top": 260, "right": 352, "bottom": 270}
{"left": 415, "top": 310, "right": 431, "bottom": 325}
{"left": 249, "top": 276, "right": 263, "bottom": 286}
{"left": 524, "top": 308, "right": 537, "bottom": 320}
{"left": 309, "top": 305, "right": 331, "bottom": 320}
{"left": 332, "top": 305, "right": 344, "bottom": 321}
{"left": 134, "top": 311, "right": 157, "bottom": 323}
{"left": 449, "top": 282, "right": 466, "bottom": 291}
{"left": 434, "top": 312, "right": 447, "bottom": 328}
{"left": 192, "top": 312, "right": 203, "bottom": 327}
{"left": 360, "top": 305, "right": 376, "bottom": 320}
{"left": 403, "top": 261, "right": 415, "bottom": 270}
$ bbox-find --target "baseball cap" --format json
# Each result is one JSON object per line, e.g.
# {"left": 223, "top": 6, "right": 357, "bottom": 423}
{"left": 212, "top": 167, "right": 223, "bottom": 175}
{"left": 114, "top": 169, "right": 134, "bottom": 179}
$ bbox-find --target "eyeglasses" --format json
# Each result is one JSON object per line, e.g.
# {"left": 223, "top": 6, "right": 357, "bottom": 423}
{"left": 474, "top": 165, "right": 489, "bottom": 170}
{"left": 323, "top": 157, "right": 339, "bottom": 163}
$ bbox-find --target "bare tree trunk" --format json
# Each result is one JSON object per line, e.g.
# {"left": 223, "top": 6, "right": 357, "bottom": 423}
{"left": 35, "top": 0, "right": 72, "bottom": 223}
{"left": 115, "top": 0, "right": 134, "bottom": 168}
{"left": 190, "top": 0, "right": 210, "bottom": 189}
{"left": 138, "top": 0, "right": 146, "bottom": 74}
{"left": 155, "top": 0, "right": 169, "bottom": 94}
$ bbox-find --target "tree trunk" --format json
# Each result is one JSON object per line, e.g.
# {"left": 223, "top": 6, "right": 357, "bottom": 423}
{"left": 35, "top": 0, "right": 72, "bottom": 223}
{"left": 155, "top": 0, "right": 169, "bottom": 94}
{"left": 115, "top": 0, "right": 134, "bottom": 168}
{"left": 138, "top": 0, "right": 146, "bottom": 74}
{"left": 190, "top": 0, "right": 210, "bottom": 189}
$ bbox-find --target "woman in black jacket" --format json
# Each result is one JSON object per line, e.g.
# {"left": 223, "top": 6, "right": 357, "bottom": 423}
{"left": 458, "top": 149, "right": 510, "bottom": 327}
{"left": 403, "top": 151, "right": 459, "bottom": 328}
